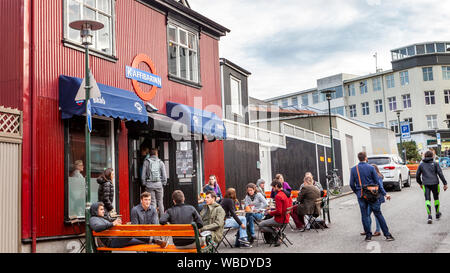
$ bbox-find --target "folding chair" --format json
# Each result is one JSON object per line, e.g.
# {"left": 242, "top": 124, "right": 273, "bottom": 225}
{"left": 301, "top": 198, "right": 324, "bottom": 233}
{"left": 216, "top": 227, "right": 235, "bottom": 250}
{"left": 270, "top": 206, "right": 294, "bottom": 247}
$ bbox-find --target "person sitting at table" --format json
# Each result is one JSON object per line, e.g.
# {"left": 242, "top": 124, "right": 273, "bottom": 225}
{"left": 270, "top": 174, "right": 292, "bottom": 199}
{"left": 199, "top": 191, "right": 225, "bottom": 245}
{"left": 299, "top": 172, "right": 323, "bottom": 192}
{"left": 160, "top": 190, "right": 204, "bottom": 249}
{"left": 256, "top": 179, "right": 266, "bottom": 198}
{"left": 130, "top": 191, "right": 167, "bottom": 248}
{"left": 203, "top": 174, "right": 223, "bottom": 203}
{"left": 89, "top": 202, "right": 144, "bottom": 249}
{"left": 221, "top": 188, "right": 252, "bottom": 248}
{"left": 244, "top": 183, "right": 268, "bottom": 243}
{"left": 259, "top": 180, "right": 292, "bottom": 247}
{"left": 297, "top": 176, "right": 321, "bottom": 230}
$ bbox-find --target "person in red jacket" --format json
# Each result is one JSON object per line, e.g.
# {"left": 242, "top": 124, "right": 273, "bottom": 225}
{"left": 259, "top": 180, "right": 292, "bottom": 246}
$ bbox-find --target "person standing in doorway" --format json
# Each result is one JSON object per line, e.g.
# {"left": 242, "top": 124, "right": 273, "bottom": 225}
{"left": 416, "top": 150, "right": 448, "bottom": 224}
{"left": 350, "top": 152, "right": 395, "bottom": 242}
{"left": 141, "top": 148, "right": 167, "bottom": 217}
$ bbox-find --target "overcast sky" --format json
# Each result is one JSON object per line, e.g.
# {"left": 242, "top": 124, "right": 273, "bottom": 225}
{"left": 188, "top": 0, "right": 450, "bottom": 100}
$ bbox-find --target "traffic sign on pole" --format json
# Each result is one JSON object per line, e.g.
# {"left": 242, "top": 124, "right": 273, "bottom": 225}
{"left": 400, "top": 121, "right": 410, "bottom": 139}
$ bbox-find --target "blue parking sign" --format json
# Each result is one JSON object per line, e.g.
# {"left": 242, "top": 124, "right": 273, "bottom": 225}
{"left": 401, "top": 122, "right": 410, "bottom": 139}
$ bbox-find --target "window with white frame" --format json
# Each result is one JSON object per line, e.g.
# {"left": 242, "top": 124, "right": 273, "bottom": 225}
{"left": 400, "top": 71, "right": 409, "bottom": 86}
{"left": 402, "top": 94, "right": 411, "bottom": 109}
{"left": 282, "top": 98, "right": 288, "bottom": 107}
{"left": 301, "top": 94, "right": 309, "bottom": 106}
{"left": 443, "top": 66, "right": 450, "bottom": 80}
{"left": 361, "top": 102, "right": 369, "bottom": 115}
{"left": 168, "top": 23, "right": 199, "bottom": 83}
{"left": 65, "top": 0, "right": 115, "bottom": 56}
{"left": 425, "top": 91, "right": 435, "bottom": 105}
{"left": 372, "top": 77, "right": 382, "bottom": 92}
{"left": 230, "top": 76, "right": 242, "bottom": 116}
{"left": 386, "top": 74, "right": 395, "bottom": 88}
{"left": 422, "top": 67, "right": 434, "bottom": 81}
{"left": 390, "top": 120, "right": 399, "bottom": 134}
{"left": 360, "top": 81, "right": 368, "bottom": 94}
{"left": 426, "top": 115, "right": 438, "bottom": 129}
{"left": 388, "top": 97, "right": 397, "bottom": 111}
{"left": 291, "top": 96, "right": 298, "bottom": 106}
{"left": 349, "top": 104, "right": 357, "bottom": 117}
{"left": 348, "top": 84, "right": 356, "bottom": 96}
{"left": 445, "top": 90, "right": 450, "bottom": 104}
{"left": 374, "top": 99, "right": 383, "bottom": 113}
{"left": 312, "top": 91, "right": 319, "bottom": 104}
{"left": 404, "top": 118, "right": 413, "bottom": 132}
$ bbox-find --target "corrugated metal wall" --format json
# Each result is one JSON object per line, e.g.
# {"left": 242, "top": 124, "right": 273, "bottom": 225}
{"left": 0, "top": 107, "right": 22, "bottom": 253}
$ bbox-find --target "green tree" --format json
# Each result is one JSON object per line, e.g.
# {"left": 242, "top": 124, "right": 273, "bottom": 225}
{"left": 398, "top": 141, "right": 421, "bottom": 163}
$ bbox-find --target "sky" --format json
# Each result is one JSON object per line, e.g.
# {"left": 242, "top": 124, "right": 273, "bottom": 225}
{"left": 188, "top": 0, "right": 450, "bottom": 100}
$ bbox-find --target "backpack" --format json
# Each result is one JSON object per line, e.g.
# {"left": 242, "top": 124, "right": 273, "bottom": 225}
{"left": 147, "top": 158, "right": 161, "bottom": 182}
{"left": 263, "top": 231, "right": 278, "bottom": 244}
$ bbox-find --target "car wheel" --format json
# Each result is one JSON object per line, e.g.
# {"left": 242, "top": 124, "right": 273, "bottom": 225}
{"left": 404, "top": 174, "right": 411, "bottom": 187}
{"left": 395, "top": 175, "right": 402, "bottom": 191}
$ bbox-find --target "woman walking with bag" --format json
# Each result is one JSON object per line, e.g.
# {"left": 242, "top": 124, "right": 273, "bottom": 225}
{"left": 416, "top": 151, "right": 448, "bottom": 224}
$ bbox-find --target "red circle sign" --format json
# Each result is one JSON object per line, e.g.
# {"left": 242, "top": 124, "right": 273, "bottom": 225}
{"left": 131, "top": 54, "right": 158, "bottom": 101}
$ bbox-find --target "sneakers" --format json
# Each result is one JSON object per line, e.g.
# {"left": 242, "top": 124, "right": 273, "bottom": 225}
{"left": 373, "top": 232, "right": 381, "bottom": 237}
{"left": 239, "top": 242, "right": 252, "bottom": 248}
{"left": 154, "top": 239, "right": 168, "bottom": 248}
{"left": 385, "top": 235, "right": 395, "bottom": 241}
{"left": 365, "top": 235, "right": 372, "bottom": 242}
{"left": 428, "top": 215, "right": 433, "bottom": 224}
{"left": 436, "top": 212, "right": 442, "bottom": 220}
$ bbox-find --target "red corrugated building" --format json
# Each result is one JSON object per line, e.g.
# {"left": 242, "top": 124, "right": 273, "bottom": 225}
{"left": 0, "top": 0, "right": 229, "bottom": 252}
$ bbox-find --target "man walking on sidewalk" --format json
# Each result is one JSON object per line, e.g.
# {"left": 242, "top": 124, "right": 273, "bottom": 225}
{"left": 350, "top": 152, "right": 395, "bottom": 242}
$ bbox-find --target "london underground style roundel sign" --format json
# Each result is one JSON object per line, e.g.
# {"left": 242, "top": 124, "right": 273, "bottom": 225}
{"left": 126, "top": 54, "right": 162, "bottom": 101}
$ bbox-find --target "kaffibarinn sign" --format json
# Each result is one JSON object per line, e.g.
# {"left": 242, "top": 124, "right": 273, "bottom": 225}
{"left": 126, "top": 66, "right": 162, "bottom": 88}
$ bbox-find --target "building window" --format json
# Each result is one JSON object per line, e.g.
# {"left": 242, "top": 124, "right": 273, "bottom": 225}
{"left": 230, "top": 76, "right": 242, "bottom": 116}
{"left": 390, "top": 120, "right": 399, "bottom": 134}
{"left": 425, "top": 91, "right": 435, "bottom": 105}
{"left": 374, "top": 99, "right": 383, "bottom": 113}
{"left": 400, "top": 71, "right": 409, "bottom": 86}
{"left": 404, "top": 118, "right": 414, "bottom": 132}
{"left": 361, "top": 102, "right": 369, "bottom": 116}
{"left": 312, "top": 91, "right": 319, "bottom": 104}
{"left": 422, "top": 67, "right": 434, "bottom": 81}
{"left": 426, "top": 115, "right": 438, "bottom": 129}
{"left": 335, "top": 86, "right": 343, "bottom": 98}
{"left": 349, "top": 104, "right": 357, "bottom": 117}
{"left": 301, "top": 94, "right": 309, "bottom": 106}
{"left": 168, "top": 23, "right": 199, "bottom": 83}
{"left": 372, "top": 77, "right": 382, "bottom": 92}
{"left": 282, "top": 98, "right": 288, "bottom": 107}
{"left": 402, "top": 94, "right": 411, "bottom": 109}
{"left": 64, "top": 0, "right": 115, "bottom": 56}
{"left": 66, "top": 116, "right": 114, "bottom": 218}
{"left": 445, "top": 90, "right": 450, "bottom": 104}
{"left": 292, "top": 96, "right": 298, "bottom": 106}
{"left": 331, "top": 107, "right": 345, "bottom": 116}
{"left": 386, "top": 74, "right": 395, "bottom": 88}
{"left": 388, "top": 97, "right": 397, "bottom": 111}
{"left": 348, "top": 84, "right": 356, "bottom": 96}
{"left": 360, "top": 81, "right": 368, "bottom": 94}
{"left": 443, "top": 66, "right": 450, "bottom": 80}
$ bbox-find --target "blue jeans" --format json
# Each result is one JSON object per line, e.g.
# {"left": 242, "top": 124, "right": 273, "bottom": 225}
{"left": 357, "top": 198, "right": 391, "bottom": 237}
{"left": 245, "top": 213, "right": 264, "bottom": 237}
{"left": 367, "top": 205, "right": 381, "bottom": 233}
{"left": 224, "top": 216, "right": 247, "bottom": 246}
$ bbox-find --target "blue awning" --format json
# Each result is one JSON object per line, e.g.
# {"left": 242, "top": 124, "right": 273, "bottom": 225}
{"left": 59, "top": 75, "right": 148, "bottom": 123}
{"left": 166, "top": 101, "right": 227, "bottom": 140}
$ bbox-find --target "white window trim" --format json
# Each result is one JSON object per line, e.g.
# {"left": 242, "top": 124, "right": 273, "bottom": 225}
{"left": 63, "top": 0, "right": 117, "bottom": 60}
{"left": 230, "top": 75, "right": 243, "bottom": 117}
{"left": 425, "top": 91, "right": 436, "bottom": 105}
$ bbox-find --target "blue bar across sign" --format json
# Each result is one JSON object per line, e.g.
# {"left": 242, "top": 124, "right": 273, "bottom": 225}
{"left": 125, "top": 66, "right": 162, "bottom": 88}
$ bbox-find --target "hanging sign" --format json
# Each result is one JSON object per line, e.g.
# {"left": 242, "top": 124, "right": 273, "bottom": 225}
{"left": 126, "top": 54, "right": 161, "bottom": 101}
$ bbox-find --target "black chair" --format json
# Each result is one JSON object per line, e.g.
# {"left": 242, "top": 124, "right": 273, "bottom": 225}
{"left": 301, "top": 198, "right": 324, "bottom": 233}
{"left": 216, "top": 227, "right": 235, "bottom": 250}
{"left": 270, "top": 206, "right": 294, "bottom": 247}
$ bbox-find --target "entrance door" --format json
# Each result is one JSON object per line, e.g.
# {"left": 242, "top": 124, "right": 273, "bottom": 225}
{"left": 259, "top": 145, "right": 272, "bottom": 192}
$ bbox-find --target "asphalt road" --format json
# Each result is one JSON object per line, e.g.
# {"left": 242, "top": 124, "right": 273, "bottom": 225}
{"left": 219, "top": 169, "right": 450, "bottom": 253}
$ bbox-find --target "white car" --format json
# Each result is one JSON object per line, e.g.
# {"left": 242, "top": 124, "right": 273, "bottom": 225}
{"left": 367, "top": 154, "right": 411, "bottom": 191}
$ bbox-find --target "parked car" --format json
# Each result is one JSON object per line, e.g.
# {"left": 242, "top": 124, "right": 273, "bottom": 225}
{"left": 367, "top": 154, "right": 411, "bottom": 191}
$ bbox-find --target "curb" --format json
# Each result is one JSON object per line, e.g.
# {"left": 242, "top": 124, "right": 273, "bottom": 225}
{"left": 329, "top": 191, "right": 354, "bottom": 201}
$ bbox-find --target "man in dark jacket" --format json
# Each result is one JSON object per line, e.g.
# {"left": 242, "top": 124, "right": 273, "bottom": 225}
{"left": 141, "top": 148, "right": 167, "bottom": 217}
{"left": 160, "top": 190, "right": 204, "bottom": 249}
{"left": 350, "top": 152, "right": 395, "bottom": 242}
{"left": 416, "top": 150, "right": 448, "bottom": 224}
{"left": 89, "top": 202, "right": 143, "bottom": 249}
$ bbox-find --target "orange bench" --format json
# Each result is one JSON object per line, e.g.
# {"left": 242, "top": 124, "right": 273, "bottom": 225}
{"left": 407, "top": 164, "right": 419, "bottom": 177}
{"left": 92, "top": 223, "right": 212, "bottom": 253}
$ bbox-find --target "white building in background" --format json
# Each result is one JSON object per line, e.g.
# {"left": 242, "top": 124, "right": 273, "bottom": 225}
{"left": 264, "top": 41, "right": 450, "bottom": 155}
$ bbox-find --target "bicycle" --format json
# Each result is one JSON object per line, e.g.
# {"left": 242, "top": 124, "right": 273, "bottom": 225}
{"left": 326, "top": 169, "right": 343, "bottom": 196}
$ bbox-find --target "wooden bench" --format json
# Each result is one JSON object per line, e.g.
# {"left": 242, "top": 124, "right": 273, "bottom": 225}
{"left": 92, "top": 223, "right": 213, "bottom": 253}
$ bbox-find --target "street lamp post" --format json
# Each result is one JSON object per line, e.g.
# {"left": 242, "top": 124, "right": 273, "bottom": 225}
{"left": 394, "top": 109, "right": 406, "bottom": 163}
{"left": 69, "top": 20, "right": 104, "bottom": 253}
{"left": 321, "top": 89, "right": 336, "bottom": 171}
